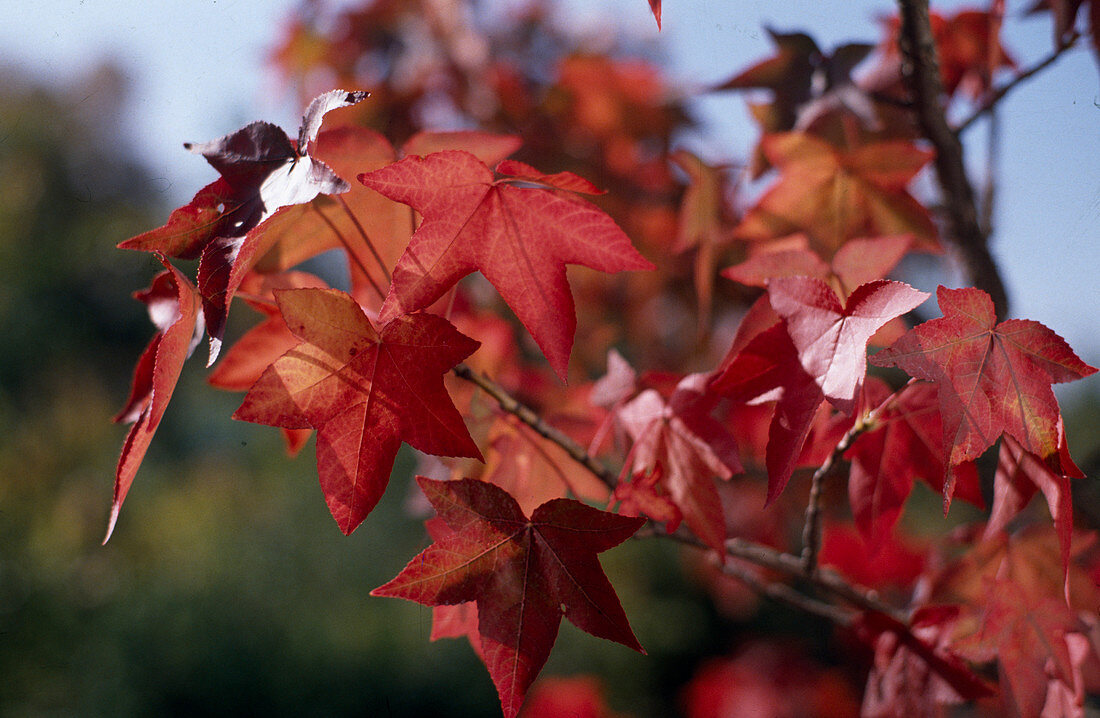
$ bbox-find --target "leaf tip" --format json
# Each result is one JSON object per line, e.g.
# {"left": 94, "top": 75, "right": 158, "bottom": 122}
{"left": 102, "top": 502, "right": 121, "bottom": 545}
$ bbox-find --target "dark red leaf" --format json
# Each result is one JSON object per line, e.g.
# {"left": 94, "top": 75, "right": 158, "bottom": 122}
{"left": 373, "top": 477, "right": 644, "bottom": 718}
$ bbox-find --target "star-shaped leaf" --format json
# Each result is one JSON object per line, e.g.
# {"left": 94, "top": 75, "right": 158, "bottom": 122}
{"left": 709, "top": 322, "right": 822, "bottom": 504}
{"left": 984, "top": 423, "right": 1084, "bottom": 593}
{"left": 734, "top": 132, "right": 938, "bottom": 257}
{"left": 234, "top": 288, "right": 482, "bottom": 534}
{"left": 373, "top": 477, "right": 644, "bottom": 718}
{"left": 870, "top": 285, "right": 1097, "bottom": 479}
{"left": 358, "top": 150, "right": 655, "bottom": 379}
{"left": 119, "top": 90, "right": 369, "bottom": 362}
{"left": 767, "top": 276, "right": 928, "bottom": 415}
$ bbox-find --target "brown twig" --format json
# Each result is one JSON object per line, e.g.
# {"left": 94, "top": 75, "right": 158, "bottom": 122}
{"left": 717, "top": 557, "right": 855, "bottom": 627}
{"left": 956, "top": 33, "right": 1079, "bottom": 135}
{"left": 896, "top": 0, "right": 1008, "bottom": 320}
{"left": 452, "top": 364, "right": 908, "bottom": 625}
{"left": 451, "top": 363, "right": 619, "bottom": 488}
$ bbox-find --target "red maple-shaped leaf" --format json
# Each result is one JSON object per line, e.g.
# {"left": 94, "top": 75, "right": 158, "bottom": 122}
{"left": 953, "top": 576, "right": 1089, "bottom": 717}
{"left": 871, "top": 286, "right": 1097, "bottom": 481}
{"left": 723, "top": 234, "right": 913, "bottom": 297}
{"left": 119, "top": 90, "right": 369, "bottom": 363}
{"left": 107, "top": 256, "right": 203, "bottom": 542}
{"left": 711, "top": 278, "right": 925, "bottom": 503}
{"left": 234, "top": 289, "right": 482, "bottom": 534}
{"left": 767, "top": 276, "right": 927, "bottom": 415}
{"left": 845, "top": 379, "right": 983, "bottom": 549}
{"left": 207, "top": 271, "right": 329, "bottom": 455}
{"left": 358, "top": 150, "right": 655, "bottom": 379}
{"left": 252, "top": 128, "right": 523, "bottom": 295}
{"left": 734, "top": 132, "right": 938, "bottom": 257}
{"left": 373, "top": 477, "right": 645, "bottom": 718}
{"left": 615, "top": 373, "right": 741, "bottom": 551}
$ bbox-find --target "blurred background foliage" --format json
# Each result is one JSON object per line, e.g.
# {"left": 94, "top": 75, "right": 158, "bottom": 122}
{"left": 0, "top": 58, "right": 730, "bottom": 718}
{"left": 2, "top": 1, "right": 1099, "bottom": 716}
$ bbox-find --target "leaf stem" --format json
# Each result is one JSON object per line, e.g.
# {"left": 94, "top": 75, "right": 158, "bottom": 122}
{"left": 310, "top": 204, "right": 387, "bottom": 301}
{"left": 335, "top": 194, "right": 392, "bottom": 282}
{"left": 452, "top": 363, "right": 906, "bottom": 624}
{"left": 955, "top": 33, "right": 1079, "bottom": 135}
{"left": 452, "top": 363, "right": 620, "bottom": 488}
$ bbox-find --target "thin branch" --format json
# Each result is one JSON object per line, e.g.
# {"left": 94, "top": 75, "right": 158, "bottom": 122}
{"left": 799, "top": 434, "right": 853, "bottom": 575}
{"left": 452, "top": 363, "right": 908, "bottom": 624}
{"left": 956, "top": 33, "right": 1079, "bottom": 134}
{"left": 896, "top": 0, "right": 1008, "bottom": 320}
{"left": 800, "top": 393, "right": 898, "bottom": 575}
{"left": 451, "top": 363, "right": 619, "bottom": 488}
{"left": 717, "top": 557, "right": 855, "bottom": 627}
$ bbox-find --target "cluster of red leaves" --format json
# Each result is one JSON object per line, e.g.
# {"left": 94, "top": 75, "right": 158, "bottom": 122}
{"left": 108, "top": 2, "right": 1100, "bottom": 716}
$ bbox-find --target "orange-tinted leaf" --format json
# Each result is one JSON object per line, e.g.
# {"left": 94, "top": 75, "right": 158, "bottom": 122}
{"left": 482, "top": 414, "right": 610, "bottom": 515}
{"left": 402, "top": 131, "right": 522, "bottom": 165}
{"left": 735, "top": 132, "right": 937, "bottom": 256}
{"left": 670, "top": 150, "right": 736, "bottom": 331}
{"left": 107, "top": 257, "right": 203, "bottom": 542}
{"left": 871, "top": 286, "right": 1097, "bottom": 489}
{"left": 359, "top": 150, "right": 654, "bottom": 378}
{"left": 879, "top": 10, "right": 1016, "bottom": 100}
{"left": 373, "top": 477, "right": 644, "bottom": 718}
{"left": 234, "top": 289, "right": 481, "bottom": 534}
{"left": 208, "top": 271, "right": 327, "bottom": 455}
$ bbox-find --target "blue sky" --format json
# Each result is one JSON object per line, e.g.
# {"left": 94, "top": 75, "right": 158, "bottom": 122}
{"left": 2, "top": 0, "right": 1097, "bottom": 375}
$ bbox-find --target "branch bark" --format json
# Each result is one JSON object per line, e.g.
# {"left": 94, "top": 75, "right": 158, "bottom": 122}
{"left": 896, "top": 0, "right": 1009, "bottom": 319}
{"left": 453, "top": 363, "right": 908, "bottom": 625}
{"left": 956, "top": 33, "right": 1079, "bottom": 134}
